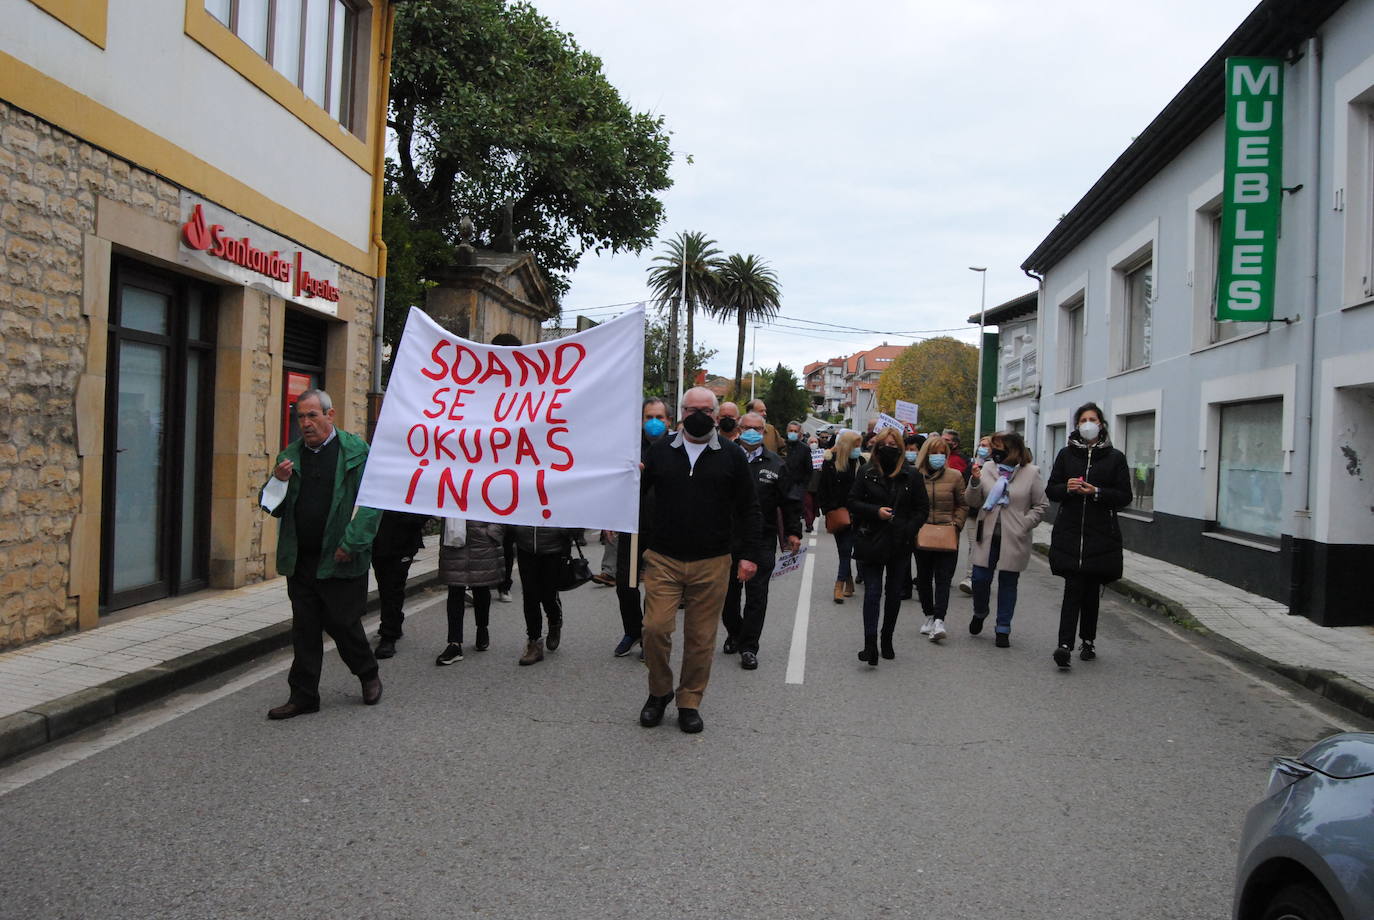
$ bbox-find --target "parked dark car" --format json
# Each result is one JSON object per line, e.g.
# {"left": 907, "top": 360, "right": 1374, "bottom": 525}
{"left": 1233, "top": 732, "right": 1374, "bottom": 920}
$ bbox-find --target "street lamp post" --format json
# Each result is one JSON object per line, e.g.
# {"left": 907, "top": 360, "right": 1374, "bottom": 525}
{"left": 970, "top": 266, "right": 988, "bottom": 441}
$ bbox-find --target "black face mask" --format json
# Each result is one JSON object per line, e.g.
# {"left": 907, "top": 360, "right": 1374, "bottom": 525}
{"left": 717, "top": 416, "right": 738, "bottom": 433}
{"left": 990, "top": 448, "right": 1009, "bottom": 464}
{"left": 681, "top": 411, "right": 715, "bottom": 438}
{"left": 876, "top": 445, "right": 901, "bottom": 468}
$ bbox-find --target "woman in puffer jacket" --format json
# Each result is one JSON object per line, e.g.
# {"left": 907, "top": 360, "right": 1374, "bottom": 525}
{"left": 511, "top": 526, "right": 578, "bottom": 666}
{"left": 1046, "top": 402, "right": 1133, "bottom": 669}
{"left": 435, "top": 519, "right": 506, "bottom": 666}
{"left": 912, "top": 436, "right": 966, "bottom": 643}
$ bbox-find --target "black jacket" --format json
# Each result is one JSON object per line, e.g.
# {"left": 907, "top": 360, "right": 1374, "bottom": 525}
{"left": 818, "top": 456, "right": 861, "bottom": 513}
{"left": 846, "top": 460, "right": 929, "bottom": 563}
{"left": 782, "top": 439, "right": 813, "bottom": 500}
{"left": 735, "top": 446, "right": 803, "bottom": 560}
{"left": 371, "top": 510, "right": 428, "bottom": 558}
{"left": 512, "top": 525, "right": 576, "bottom": 556}
{"left": 1046, "top": 436, "right": 1133, "bottom": 581}
{"left": 642, "top": 429, "right": 765, "bottom": 562}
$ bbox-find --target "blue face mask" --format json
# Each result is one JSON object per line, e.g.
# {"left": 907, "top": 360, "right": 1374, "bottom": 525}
{"left": 849, "top": 448, "right": 863, "bottom": 460}
{"left": 905, "top": 451, "right": 918, "bottom": 464}
{"left": 643, "top": 418, "right": 667, "bottom": 438}
{"left": 928, "top": 454, "right": 947, "bottom": 470}
{"left": 741, "top": 429, "right": 764, "bottom": 446}
{"left": 976, "top": 446, "right": 991, "bottom": 459}
{"left": 787, "top": 431, "right": 799, "bottom": 441}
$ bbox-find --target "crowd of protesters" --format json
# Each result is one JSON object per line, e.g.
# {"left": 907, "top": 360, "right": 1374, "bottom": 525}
{"left": 262, "top": 380, "right": 1129, "bottom": 731}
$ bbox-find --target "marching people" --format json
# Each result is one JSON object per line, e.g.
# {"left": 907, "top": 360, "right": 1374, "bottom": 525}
{"left": 819, "top": 429, "right": 863, "bottom": 603}
{"left": 912, "top": 437, "right": 966, "bottom": 642}
{"left": 611, "top": 396, "right": 669, "bottom": 658}
{"left": 899, "top": 431, "right": 926, "bottom": 600}
{"left": 784, "top": 420, "right": 815, "bottom": 533}
{"left": 370, "top": 510, "right": 429, "bottom": 660}
{"left": 941, "top": 429, "right": 970, "bottom": 478}
{"left": 512, "top": 524, "right": 576, "bottom": 666}
{"left": 964, "top": 431, "right": 1048, "bottom": 648}
{"left": 745, "top": 398, "right": 784, "bottom": 453}
{"left": 638, "top": 387, "right": 764, "bottom": 733}
{"left": 717, "top": 401, "right": 742, "bottom": 444}
{"left": 959, "top": 436, "right": 992, "bottom": 595}
{"left": 260, "top": 389, "right": 383, "bottom": 719}
{"left": 847, "top": 426, "right": 929, "bottom": 665}
{"left": 434, "top": 518, "right": 505, "bottom": 665}
{"left": 721, "top": 412, "right": 803, "bottom": 670}
{"left": 1046, "top": 403, "right": 1133, "bottom": 669}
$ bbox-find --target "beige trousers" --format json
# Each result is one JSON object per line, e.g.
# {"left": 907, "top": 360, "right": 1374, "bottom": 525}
{"left": 641, "top": 549, "right": 733, "bottom": 709}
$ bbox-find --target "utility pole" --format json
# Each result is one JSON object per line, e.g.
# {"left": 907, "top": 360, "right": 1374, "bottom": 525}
{"left": 749, "top": 324, "right": 757, "bottom": 402}
{"left": 970, "top": 266, "right": 988, "bottom": 440}
{"left": 675, "top": 253, "right": 687, "bottom": 414}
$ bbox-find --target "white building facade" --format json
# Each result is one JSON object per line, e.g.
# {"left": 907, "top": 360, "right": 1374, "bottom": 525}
{"left": 1023, "top": 0, "right": 1371, "bottom": 625}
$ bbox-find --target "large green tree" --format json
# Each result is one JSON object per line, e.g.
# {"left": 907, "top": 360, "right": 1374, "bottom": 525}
{"left": 644, "top": 231, "right": 722, "bottom": 409}
{"left": 875, "top": 337, "right": 979, "bottom": 437}
{"left": 712, "top": 254, "right": 781, "bottom": 398}
{"left": 643, "top": 314, "right": 716, "bottom": 401}
{"left": 385, "top": 0, "right": 674, "bottom": 345}
{"left": 764, "top": 364, "right": 811, "bottom": 428}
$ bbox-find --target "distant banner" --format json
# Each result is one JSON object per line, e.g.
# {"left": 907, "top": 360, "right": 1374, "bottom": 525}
{"left": 894, "top": 400, "right": 919, "bottom": 424}
{"left": 1216, "top": 57, "right": 1283, "bottom": 322}
{"left": 357, "top": 306, "right": 645, "bottom": 531}
{"left": 876, "top": 413, "right": 904, "bottom": 432}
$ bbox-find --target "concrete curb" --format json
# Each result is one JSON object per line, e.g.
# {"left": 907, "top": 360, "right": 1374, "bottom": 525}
{"left": 1032, "top": 540, "right": 1374, "bottom": 723}
{"left": 0, "top": 569, "right": 442, "bottom": 768}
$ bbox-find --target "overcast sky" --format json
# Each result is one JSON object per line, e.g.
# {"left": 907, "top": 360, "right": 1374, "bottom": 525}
{"left": 530, "top": 0, "right": 1261, "bottom": 379}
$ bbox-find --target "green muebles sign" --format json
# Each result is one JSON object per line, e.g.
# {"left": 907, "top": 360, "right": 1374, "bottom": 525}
{"left": 1216, "top": 57, "right": 1284, "bottom": 323}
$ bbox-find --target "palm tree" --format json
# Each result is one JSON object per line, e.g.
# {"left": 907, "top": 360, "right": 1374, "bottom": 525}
{"left": 645, "top": 231, "right": 722, "bottom": 406}
{"left": 712, "top": 253, "right": 781, "bottom": 397}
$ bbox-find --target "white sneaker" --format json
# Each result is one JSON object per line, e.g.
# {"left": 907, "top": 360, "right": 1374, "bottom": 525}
{"left": 919, "top": 616, "right": 935, "bottom": 636}
{"left": 930, "top": 619, "right": 947, "bottom": 641}
{"left": 958, "top": 579, "right": 973, "bottom": 595}
{"left": 497, "top": 589, "right": 512, "bottom": 603}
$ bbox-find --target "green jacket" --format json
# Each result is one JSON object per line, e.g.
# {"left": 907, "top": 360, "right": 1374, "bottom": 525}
{"left": 261, "top": 428, "right": 381, "bottom": 579}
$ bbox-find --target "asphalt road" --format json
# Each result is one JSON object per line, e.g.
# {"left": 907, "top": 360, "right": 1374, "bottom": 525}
{"left": 1, "top": 532, "right": 1366, "bottom": 920}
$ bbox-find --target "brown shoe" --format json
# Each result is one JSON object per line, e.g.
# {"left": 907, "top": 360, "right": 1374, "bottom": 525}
{"left": 592, "top": 573, "right": 616, "bottom": 587}
{"left": 519, "top": 638, "right": 545, "bottom": 666}
{"left": 361, "top": 676, "right": 383, "bottom": 705}
{"left": 833, "top": 580, "right": 845, "bottom": 604}
{"left": 267, "top": 700, "right": 319, "bottom": 720}
{"left": 843, "top": 577, "right": 855, "bottom": 597}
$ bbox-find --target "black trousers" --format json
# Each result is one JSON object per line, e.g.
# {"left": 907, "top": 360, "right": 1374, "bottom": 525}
{"left": 372, "top": 553, "right": 415, "bottom": 641}
{"left": 285, "top": 567, "right": 376, "bottom": 706}
{"left": 913, "top": 549, "right": 959, "bottom": 619}
{"left": 857, "top": 557, "right": 906, "bottom": 639}
{"left": 1058, "top": 573, "right": 1104, "bottom": 647}
{"left": 516, "top": 549, "right": 563, "bottom": 639}
{"left": 499, "top": 530, "right": 517, "bottom": 593}
{"left": 446, "top": 585, "right": 491, "bottom": 644}
{"left": 614, "top": 531, "right": 643, "bottom": 639}
{"left": 721, "top": 554, "right": 774, "bottom": 654}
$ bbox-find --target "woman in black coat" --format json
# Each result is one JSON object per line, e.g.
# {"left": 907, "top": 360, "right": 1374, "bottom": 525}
{"left": 1046, "top": 402, "right": 1133, "bottom": 668}
{"left": 847, "top": 427, "right": 929, "bottom": 666}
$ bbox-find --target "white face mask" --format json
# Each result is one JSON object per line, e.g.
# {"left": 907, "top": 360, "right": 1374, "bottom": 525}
{"left": 1078, "top": 421, "right": 1101, "bottom": 442}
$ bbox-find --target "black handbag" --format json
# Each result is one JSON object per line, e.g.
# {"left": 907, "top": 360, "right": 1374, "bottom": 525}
{"left": 556, "top": 543, "right": 594, "bottom": 591}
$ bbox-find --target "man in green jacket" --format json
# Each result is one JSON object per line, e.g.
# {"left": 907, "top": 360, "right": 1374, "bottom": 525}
{"left": 260, "top": 389, "right": 383, "bottom": 719}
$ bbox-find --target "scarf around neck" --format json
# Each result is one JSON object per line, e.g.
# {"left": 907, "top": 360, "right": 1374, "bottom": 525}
{"left": 981, "top": 463, "right": 1019, "bottom": 512}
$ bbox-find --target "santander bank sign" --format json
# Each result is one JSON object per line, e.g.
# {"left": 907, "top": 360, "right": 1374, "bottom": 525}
{"left": 176, "top": 193, "right": 342, "bottom": 316}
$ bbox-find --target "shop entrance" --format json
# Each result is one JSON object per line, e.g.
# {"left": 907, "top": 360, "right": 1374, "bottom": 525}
{"left": 100, "top": 261, "right": 216, "bottom": 612}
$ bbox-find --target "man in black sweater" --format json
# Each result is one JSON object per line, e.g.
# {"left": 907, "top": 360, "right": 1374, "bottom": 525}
{"left": 638, "top": 387, "right": 765, "bottom": 733}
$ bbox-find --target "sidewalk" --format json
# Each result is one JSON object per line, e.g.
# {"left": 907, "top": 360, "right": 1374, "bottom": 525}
{"left": 5, "top": 530, "right": 1374, "bottom": 767}
{"left": 0, "top": 546, "right": 442, "bottom": 765}
{"left": 1030, "top": 523, "right": 1374, "bottom": 720}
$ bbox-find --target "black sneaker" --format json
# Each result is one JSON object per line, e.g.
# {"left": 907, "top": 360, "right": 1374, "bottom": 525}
{"left": 1053, "top": 645, "right": 1072, "bottom": 669}
{"left": 374, "top": 638, "right": 397, "bottom": 659}
{"left": 546, "top": 617, "right": 562, "bottom": 651}
{"left": 475, "top": 627, "right": 489, "bottom": 651}
{"left": 968, "top": 616, "right": 986, "bottom": 635}
{"left": 614, "top": 634, "right": 639, "bottom": 657}
{"left": 740, "top": 651, "right": 758, "bottom": 670}
{"left": 722, "top": 636, "right": 738, "bottom": 655}
{"left": 1079, "top": 641, "right": 1096, "bottom": 661}
{"left": 436, "top": 643, "right": 463, "bottom": 666}
{"left": 995, "top": 633, "right": 1010, "bottom": 648}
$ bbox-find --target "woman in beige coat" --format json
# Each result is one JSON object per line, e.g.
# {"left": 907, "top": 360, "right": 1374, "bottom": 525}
{"left": 913, "top": 437, "right": 966, "bottom": 642}
{"left": 964, "top": 432, "right": 1048, "bottom": 647}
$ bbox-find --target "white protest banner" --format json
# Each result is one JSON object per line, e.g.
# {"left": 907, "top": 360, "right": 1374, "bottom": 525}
{"left": 894, "top": 400, "right": 919, "bottom": 424}
{"left": 357, "top": 305, "right": 645, "bottom": 532}
{"left": 810, "top": 447, "right": 825, "bottom": 470}
{"left": 876, "top": 412, "right": 904, "bottom": 432}
{"left": 771, "top": 546, "right": 808, "bottom": 579}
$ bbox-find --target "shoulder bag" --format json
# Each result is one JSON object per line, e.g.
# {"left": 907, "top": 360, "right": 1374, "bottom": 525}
{"left": 556, "top": 542, "right": 593, "bottom": 591}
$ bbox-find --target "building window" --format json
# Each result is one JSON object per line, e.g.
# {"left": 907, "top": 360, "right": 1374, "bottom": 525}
{"left": 1198, "top": 207, "right": 1266, "bottom": 344}
{"left": 1121, "top": 259, "right": 1152, "bottom": 371}
{"left": 1047, "top": 423, "right": 1067, "bottom": 464}
{"left": 1216, "top": 399, "right": 1283, "bottom": 540}
{"left": 1059, "top": 296, "right": 1084, "bottom": 389}
{"left": 1120, "top": 412, "right": 1156, "bottom": 515}
{"left": 282, "top": 309, "right": 329, "bottom": 447}
{"left": 206, "top": 0, "right": 359, "bottom": 129}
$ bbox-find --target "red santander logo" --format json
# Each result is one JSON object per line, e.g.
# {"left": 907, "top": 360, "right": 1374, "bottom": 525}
{"left": 180, "top": 203, "right": 340, "bottom": 303}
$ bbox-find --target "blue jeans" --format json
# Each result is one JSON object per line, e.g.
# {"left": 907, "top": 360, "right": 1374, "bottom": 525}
{"left": 971, "top": 534, "right": 1020, "bottom": 634}
{"left": 834, "top": 527, "right": 854, "bottom": 582}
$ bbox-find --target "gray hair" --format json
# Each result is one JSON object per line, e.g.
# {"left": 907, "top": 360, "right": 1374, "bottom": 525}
{"left": 296, "top": 388, "right": 333, "bottom": 412}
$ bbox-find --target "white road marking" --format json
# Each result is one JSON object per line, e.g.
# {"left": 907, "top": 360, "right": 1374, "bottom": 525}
{"left": 785, "top": 544, "right": 818, "bottom": 685}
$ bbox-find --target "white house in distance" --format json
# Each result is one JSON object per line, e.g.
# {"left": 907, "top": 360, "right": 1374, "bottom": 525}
{"left": 967, "top": 291, "right": 1039, "bottom": 450}
{"left": 1021, "top": 0, "right": 1372, "bottom": 625}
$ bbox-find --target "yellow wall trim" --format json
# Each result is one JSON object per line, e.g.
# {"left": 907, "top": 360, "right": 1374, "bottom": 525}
{"left": 182, "top": 0, "right": 382, "bottom": 174}
{"left": 26, "top": 0, "right": 108, "bottom": 49}
{"left": 0, "top": 49, "right": 378, "bottom": 276}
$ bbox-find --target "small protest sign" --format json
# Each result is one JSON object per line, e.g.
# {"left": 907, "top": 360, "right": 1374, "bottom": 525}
{"left": 357, "top": 305, "right": 645, "bottom": 532}
{"left": 894, "top": 400, "right": 919, "bottom": 424}
{"left": 876, "top": 412, "right": 904, "bottom": 432}
{"left": 810, "top": 447, "right": 825, "bottom": 470}
{"left": 771, "top": 546, "right": 808, "bottom": 579}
